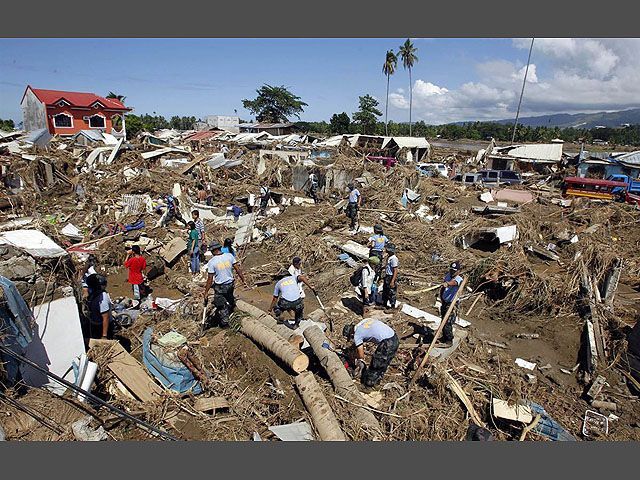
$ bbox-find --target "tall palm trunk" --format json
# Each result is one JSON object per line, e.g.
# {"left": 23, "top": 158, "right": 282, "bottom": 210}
{"left": 408, "top": 67, "right": 413, "bottom": 136}
{"left": 385, "top": 73, "right": 390, "bottom": 136}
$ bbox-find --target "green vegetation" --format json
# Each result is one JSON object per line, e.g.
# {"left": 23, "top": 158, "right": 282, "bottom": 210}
{"left": 352, "top": 95, "right": 383, "bottom": 135}
{"left": 398, "top": 39, "right": 418, "bottom": 136}
{"left": 124, "top": 114, "right": 197, "bottom": 138}
{"left": 382, "top": 50, "right": 398, "bottom": 136}
{"left": 242, "top": 84, "right": 307, "bottom": 123}
{"left": 0, "top": 118, "right": 15, "bottom": 131}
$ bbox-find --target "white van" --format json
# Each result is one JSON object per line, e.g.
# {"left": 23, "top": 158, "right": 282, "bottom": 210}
{"left": 417, "top": 163, "right": 449, "bottom": 178}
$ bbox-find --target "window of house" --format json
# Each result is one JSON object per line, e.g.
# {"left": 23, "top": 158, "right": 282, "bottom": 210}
{"left": 88, "top": 114, "right": 106, "bottom": 129}
{"left": 57, "top": 100, "right": 69, "bottom": 107}
{"left": 488, "top": 171, "right": 498, "bottom": 179}
{"left": 53, "top": 113, "right": 73, "bottom": 128}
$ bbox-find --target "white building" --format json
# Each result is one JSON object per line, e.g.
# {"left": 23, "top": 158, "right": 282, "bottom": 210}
{"left": 198, "top": 115, "right": 239, "bottom": 133}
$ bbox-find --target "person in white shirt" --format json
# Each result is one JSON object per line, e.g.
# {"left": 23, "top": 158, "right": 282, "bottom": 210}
{"left": 345, "top": 183, "right": 361, "bottom": 231}
{"left": 381, "top": 243, "right": 399, "bottom": 310}
{"left": 359, "top": 256, "right": 380, "bottom": 315}
{"left": 287, "top": 256, "right": 315, "bottom": 299}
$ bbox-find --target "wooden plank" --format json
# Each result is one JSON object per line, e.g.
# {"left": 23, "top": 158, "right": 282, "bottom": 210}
{"left": 194, "top": 397, "right": 230, "bottom": 413}
{"left": 91, "top": 339, "right": 162, "bottom": 402}
{"left": 179, "top": 154, "right": 206, "bottom": 175}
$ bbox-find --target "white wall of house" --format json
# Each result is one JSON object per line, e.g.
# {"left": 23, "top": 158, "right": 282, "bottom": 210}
{"left": 21, "top": 88, "right": 47, "bottom": 132}
{"left": 205, "top": 115, "right": 239, "bottom": 133}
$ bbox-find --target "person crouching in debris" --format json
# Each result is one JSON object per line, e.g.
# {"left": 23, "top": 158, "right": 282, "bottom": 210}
{"left": 343, "top": 319, "right": 399, "bottom": 387}
{"left": 439, "top": 261, "right": 464, "bottom": 346}
{"left": 203, "top": 241, "right": 249, "bottom": 328}
{"left": 85, "top": 274, "right": 114, "bottom": 339}
{"left": 358, "top": 256, "right": 380, "bottom": 316}
{"left": 269, "top": 274, "right": 307, "bottom": 330}
{"left": 259, "top": 184, "right": 271, "bottom": 216}
{"left": 187, "top": 221, "right": 201, "bottom": 276}
{"left": 124, "top": 245, "right": 147, "bottom": 302}
{"left": 345, "top": 183, "right": 361, "bottom": 231}
{"left": 380, "top": 243, "right": 399, "bottom": 311}
{"left": 368, "top": 224, "right": 388, "bottom": 277}
{"left": 161, "top": 193, "right": 188, "bottom": 227}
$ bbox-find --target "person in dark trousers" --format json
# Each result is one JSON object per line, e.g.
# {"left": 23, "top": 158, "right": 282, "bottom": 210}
{"left": 203, "top": 240, "right": 249, "bottom": 328}
{"left": 259, "top": 185, "right": 271, "bottom": 216}
{"left": 269, "top": 274, "right": 310, "bottom": 330}
{"left": 358, "top": 256, "right": 380, "bottom": 316}
{"left": 343, "top": 319, "right": 399, "bottom": 387}
{"left": 345, "top": 183, "right": 361, "bottom": 231}
{"left": 124, "top": 245, "right": 147, "bottom": 301}
{"left": 85, "top": 274, "right": 114, "bottom": 339}
{"left": 192, "top": 209, "right": 206, "bottom": 261}
{"left": 187, "top": 221, "right": 200, "bottom": 275}
{"left": 368, "top": 224, "right": 388, "bottom": 278}
{"left": 302, "top": 173, "right": 319, "bottom": 203}
{"left": 439, "top": 261, "right": 464, "bottom": 345}
{"left": 161, "top": 194, "right": 187, "bottom": 227}
{"left": 380, "top": 243, "right": 399, "bottom": 311}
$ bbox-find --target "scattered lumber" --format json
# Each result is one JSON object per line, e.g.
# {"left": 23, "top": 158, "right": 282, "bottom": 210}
{"left": 194, "top": 397, "right": 230, "bottom": 413}
{"left": 294, "top": 372, "right": 346, "bottom": 441}
{"left": 238, "top": 316, "right": 309, "bottom": 373}
{"left": 303, "top": 326, "right": 381, "bottom": 437}
{"left": 442, "top": 367, "right": 485, "bottom": 428}
{"left": 236, "top": 299, "right": 296, "bottom": 341}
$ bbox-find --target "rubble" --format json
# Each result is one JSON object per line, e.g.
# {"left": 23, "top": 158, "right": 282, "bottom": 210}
{"left": 1, "top": 126, "right": 639, "bottom": 442}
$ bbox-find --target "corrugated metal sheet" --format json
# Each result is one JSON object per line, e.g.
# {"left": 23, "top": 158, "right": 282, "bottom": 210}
{"left": 390, "top": 136, "right": 430, "bottom": 149}
{"left": 615, "top": 150, "right": 640, "bottom": 167}
{"left": 494, "top": 143, "right": 563, "bottom": 162}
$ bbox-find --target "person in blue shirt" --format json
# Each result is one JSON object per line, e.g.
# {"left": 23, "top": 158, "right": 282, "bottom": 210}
{"left": 269, "top": 274, "right": 310, "bottom": 330}
{"left": 439, "top": 261, "right": 464, "bottom": 345}
{"left": 368, "top": 224, "right": 388, "bottom": 277}
{"left": 343, "top": 319, "right": 398, "bottom": 387}
{"left": 345, "top": 183, "right": 361, "bottom": 231}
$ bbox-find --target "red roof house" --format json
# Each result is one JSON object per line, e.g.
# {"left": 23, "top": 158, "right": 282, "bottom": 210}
{"left": 21, "top": 86, "right": 133, "bottom": 138}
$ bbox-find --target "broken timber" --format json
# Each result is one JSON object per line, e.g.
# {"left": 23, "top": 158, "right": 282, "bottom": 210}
{"left": 579, "top": 262, "right": 608, "bottom": 374}
{"left": 294, "top": 372, "right": 346, "bottom": 441}
{"left": 236, "top": 299, "right": 297, "bottom": 341}
{"left": 238, "top": 316, "right": 309, "bottom": 373}
{"left": 303, "top": 326, "right": 382, "bottom": 437}
{"left": 602, "top": 258, "right": 623, "bottom": 307}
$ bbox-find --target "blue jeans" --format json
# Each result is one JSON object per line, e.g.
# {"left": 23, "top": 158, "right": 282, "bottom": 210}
{"left": 190, "top": 244, "right": 200, "bottom": 273}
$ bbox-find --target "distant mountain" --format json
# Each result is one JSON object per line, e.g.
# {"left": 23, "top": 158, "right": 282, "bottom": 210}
{"left": 485, "top": 108, "right": 640, "bottom": 129}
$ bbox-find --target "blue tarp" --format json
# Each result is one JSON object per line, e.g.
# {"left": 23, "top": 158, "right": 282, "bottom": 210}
{"left": 142, "top": 327, "right": 202, "bottom": 394}
{"left": 528, "top": 401, "right": 576, "bottom": 441}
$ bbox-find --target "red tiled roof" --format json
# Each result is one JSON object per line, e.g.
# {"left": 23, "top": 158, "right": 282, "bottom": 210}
{"left": 185, "top": 130, "right": 222, "bottom": 141}
{"left": 24, "top": 86, "right": 132, "bottom": 111}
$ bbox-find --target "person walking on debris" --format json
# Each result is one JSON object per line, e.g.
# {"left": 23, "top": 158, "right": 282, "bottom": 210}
{"left": 197, "top": 184, "right": 207, "bottom": 204}
{"left": 85, "top": 274, "right": 114, "bottom": 339}
{"left": 358, "top": 256, "right": 380, "bottom": 316}
{"left": 438, "top": 261, "right": 464, "bottom": 346}
{"left": 124, "top": 245, "right": 147, "bottom": 301}
{"left": 203, "top": 240, "right": 249, "bottom": 328}
{"left": 345, "top": 183, "right": 361, "bottom": 231}
{"left": 269, "top": 273, "right": 311, "bottom": 330}
{"left": 380, "top": 243, "right": 399, "bottom": 311}
{"left": 161, "top": 193, "right": 187, "bottom": 227}
{"left": 343, "top": 319, "right": 399, "bottom": 387}
{"left": 368, "top": 224, "right": 388, "bottom": 277}
{"left": 192, "top": 209, "right": 206, "bottom": 260}
{"left": 259, "top": 184, "right": 271, "bottom": 216}
{"left": 187, "top": 221, "right": 201, "bottom": 276}
{"left": 80, "top": 254, "right": 98, "bottom": 299}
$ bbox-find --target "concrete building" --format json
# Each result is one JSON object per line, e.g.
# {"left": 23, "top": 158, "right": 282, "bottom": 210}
{"left": 195, "top": 115, "right": 240, "bottom": 133}
{"left": 20, "top": 86, "right": 132, "bottom": 138}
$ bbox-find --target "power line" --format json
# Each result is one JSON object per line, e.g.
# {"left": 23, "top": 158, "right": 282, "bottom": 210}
{"left": 512, "top": 38, "right": 535, "bottom": 144}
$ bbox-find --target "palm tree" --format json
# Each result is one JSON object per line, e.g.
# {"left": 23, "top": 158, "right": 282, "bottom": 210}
{"left": 382, "top": 49, "right": 398, "bottom": 136}
{"left": 399, "top": 39, "right": 418, "bottom": 136}
{"left": 106, "top": 91, "right": 127, "bottom": 104}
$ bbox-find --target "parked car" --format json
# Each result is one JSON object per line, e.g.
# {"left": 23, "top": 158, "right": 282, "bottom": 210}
{"left": 478, "top": 169, "right": 522, "bottom": 186}
{"left": 417, "top": 163, "right": 449, "bottom": 178}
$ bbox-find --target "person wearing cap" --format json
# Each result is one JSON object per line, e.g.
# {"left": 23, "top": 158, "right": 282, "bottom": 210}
{"left": 343, "top": 319, "right": 399, "bottom": 387}
{"left": 203, "top": 240, "right": 249, "bottom": 328}
{"left": 269, "top": 274, "right": 306, "bottom": 330}
{"left": 359, "top": 256, "right": 380, "bottom": 315}
{"left": 85, "top": 274, "right": 114, "bottom": 340}
{"left": 124, "top": 245, "right": 147, "bottom": 301}
{"left": 288, "top": 257, "right": 315, "bottom": 299}
{"left": 381, "top": 243, "right": 399, "bottom": 311}
{"left": 439, "top": 261, "right": 464, "bottom": 345}
{"left": 345, "top": 183, "right": 361, "bottom": 231}
{"left": 368, "top": 224, "right": 388, "bottom": 277}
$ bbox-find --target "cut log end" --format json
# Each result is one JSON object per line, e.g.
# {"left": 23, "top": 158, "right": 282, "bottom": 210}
{"left": 292, "top": 354, "right": 310, "bottom": 373}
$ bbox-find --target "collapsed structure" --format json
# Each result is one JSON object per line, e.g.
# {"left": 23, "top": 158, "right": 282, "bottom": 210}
{"left": 0, "top": 121, "right": 639, "bottom": 442}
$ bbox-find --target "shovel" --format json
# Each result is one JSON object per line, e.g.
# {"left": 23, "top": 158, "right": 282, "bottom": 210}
{"left": 312, "top": 289, "right": 333, "bottom": 332}
{"left": 200, "top": 299, "right": 208, "bottom": 336}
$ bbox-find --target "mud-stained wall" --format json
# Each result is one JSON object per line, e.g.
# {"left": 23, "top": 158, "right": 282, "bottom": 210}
{"left": 21, "top": 88, "right": 47, "bottom": 133}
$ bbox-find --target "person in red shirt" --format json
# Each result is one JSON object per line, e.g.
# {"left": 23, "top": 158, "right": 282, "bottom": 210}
{"left": 124, "top": 245, "right": 147, "bottom": 301}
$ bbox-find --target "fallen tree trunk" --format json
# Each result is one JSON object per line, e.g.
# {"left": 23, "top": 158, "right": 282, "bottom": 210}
{"left": 295, "top": 372, "right": 346, "bottom": 441}
{"left": 236, "top": 299, "right": 295, "bottom": 341}
{"left": 303, "top": 326, "right": 381, "bottom": 437}
{"left": 239, "top": 316, "right": 309, "bottom": 373}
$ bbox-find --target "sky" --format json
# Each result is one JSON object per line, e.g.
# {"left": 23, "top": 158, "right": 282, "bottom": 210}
{"left": 1, "top": 38, "right": 639, "bottom": 125}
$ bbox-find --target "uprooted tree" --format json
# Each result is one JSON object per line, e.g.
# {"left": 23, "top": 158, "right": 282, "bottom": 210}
{"left": 242, "top": 84, "right": 308, "bottom": 123}
{"left": 352, "top": 94, "right": 382, "bottom": 135}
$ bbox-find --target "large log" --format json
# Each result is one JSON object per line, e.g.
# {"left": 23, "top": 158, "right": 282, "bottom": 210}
{"left": 303, "top": 325, "right": 381, "bottom": 437}
{"left": 239, "top": 316, "right": 309, "bottom": 373}
{"left": 295, "top": 372, "right": 346, "bottom": 441}
{"left": 236, "top": 299, "right": 296, "bottom": 341}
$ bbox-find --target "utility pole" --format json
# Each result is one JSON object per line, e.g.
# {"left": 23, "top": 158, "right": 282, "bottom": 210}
{"left": 511, "top": 38, "right": 535, "bottom": 144}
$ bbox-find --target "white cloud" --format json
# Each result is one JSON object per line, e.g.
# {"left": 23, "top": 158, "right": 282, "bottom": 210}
{"left": 388, "top": 38, "right": 640, "bottom": 124}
